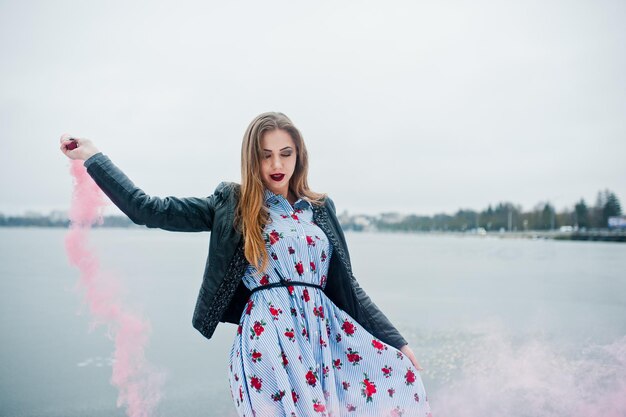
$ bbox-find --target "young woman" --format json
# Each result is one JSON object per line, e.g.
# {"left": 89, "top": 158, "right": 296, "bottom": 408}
{"left": 59, "top": 112, "right": 433, "bottom": 417}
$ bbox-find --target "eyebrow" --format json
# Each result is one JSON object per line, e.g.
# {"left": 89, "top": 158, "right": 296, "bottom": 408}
{"left": 263, "top": 147, "right": 294, "bottom": 152}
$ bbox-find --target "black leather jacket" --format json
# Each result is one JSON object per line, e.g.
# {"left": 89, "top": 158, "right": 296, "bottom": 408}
{"left": 83, "top": 152, "right": 408, "bottom": 350}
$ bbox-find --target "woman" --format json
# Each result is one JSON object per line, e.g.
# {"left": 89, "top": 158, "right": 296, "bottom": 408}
{"left": 59, "top": 112, "right": 433, "bottom": 417}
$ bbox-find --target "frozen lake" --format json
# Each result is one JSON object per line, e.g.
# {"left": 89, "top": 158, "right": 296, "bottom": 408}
{"left": 1, "top": 228, "right": 624, "bottom": 417}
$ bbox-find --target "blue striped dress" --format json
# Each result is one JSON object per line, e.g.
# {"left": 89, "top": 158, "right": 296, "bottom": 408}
{"left": 228, "top": 188, "right": 433, "bottom": 417}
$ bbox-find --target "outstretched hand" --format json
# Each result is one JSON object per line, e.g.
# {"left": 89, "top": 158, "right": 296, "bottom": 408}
{"left": 59, "top": 133, "right": 99, "bottom": 161}
{"left": 400, "top": 344, "right": 424, "bottom": 371}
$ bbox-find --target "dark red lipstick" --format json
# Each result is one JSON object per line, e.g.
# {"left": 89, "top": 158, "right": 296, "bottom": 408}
{"left": 270, "top": 173, "right": 285, "bottom": 182}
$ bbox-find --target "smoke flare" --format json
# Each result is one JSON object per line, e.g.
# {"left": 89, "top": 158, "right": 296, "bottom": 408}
{"left": 64, "top": 159, "right": 165, "bottom": 417}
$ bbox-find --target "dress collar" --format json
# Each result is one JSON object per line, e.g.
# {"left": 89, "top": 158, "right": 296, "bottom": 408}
{"left": 264, "top": 188, "right": 312, "bottom": 210}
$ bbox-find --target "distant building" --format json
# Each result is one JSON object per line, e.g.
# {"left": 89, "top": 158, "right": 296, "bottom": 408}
{"left": 352, "top": 215, "right": 372, "bottom": 231}
{"left": 608, "top": 216, "right": 626, "bottom": 229}
{"left": 378, "top": 212, "right": 406, "bottom": 224}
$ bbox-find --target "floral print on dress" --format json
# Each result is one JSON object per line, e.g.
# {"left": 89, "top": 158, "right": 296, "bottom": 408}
{"left": 228, "top": 188, "right": 432, "bottom": 417}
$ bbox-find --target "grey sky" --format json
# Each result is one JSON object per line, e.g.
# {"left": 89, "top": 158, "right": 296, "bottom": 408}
{"left": 1, "top": 0, "right": 624, "bottom": 217}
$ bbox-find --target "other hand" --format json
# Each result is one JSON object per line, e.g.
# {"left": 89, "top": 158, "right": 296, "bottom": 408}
{"left": 400, "top": 344, "right": 424, "bottom": 371}
{"left": 59, "top": 133, "right": 99, "bottom": 161}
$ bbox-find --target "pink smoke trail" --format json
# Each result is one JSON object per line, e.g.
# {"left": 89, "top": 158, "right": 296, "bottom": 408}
{"left": 64, "top": 159, "right": 166, "bottom": 417}
{"left": 428, "top": 319, "right": 626, "bottom": 417}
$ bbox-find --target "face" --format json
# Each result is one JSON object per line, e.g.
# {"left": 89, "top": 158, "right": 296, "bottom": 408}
{"left": 260, "top": 129, "right": 297, "bottom": 198}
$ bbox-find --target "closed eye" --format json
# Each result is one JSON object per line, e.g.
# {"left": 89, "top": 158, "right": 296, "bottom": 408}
{"left": 264, "top": 152, "right": 293, "bottom": 158}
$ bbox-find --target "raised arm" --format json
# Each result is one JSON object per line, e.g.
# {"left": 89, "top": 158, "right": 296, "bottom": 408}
{"left": 59, "top": 135, "right": 221, "bottom": 232}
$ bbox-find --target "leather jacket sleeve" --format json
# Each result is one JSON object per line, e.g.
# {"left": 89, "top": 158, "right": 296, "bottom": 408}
{"left": 326, "top": 197, "right": 409, "bottom": 350}
{"left": 83, "top": 152, "right": 222, "bottom": 232}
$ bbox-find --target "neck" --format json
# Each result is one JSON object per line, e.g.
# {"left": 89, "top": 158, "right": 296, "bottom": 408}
{"left": 287, "top": 189, "right": 297, "bottom": 206}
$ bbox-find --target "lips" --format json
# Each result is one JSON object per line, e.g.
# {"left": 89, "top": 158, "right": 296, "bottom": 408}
{"left": 270, "top": 173, "right": 285, "bottom": 182}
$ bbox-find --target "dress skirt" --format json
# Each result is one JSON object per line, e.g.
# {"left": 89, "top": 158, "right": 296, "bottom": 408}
{"left": 227, "top": 189, "right": 432, "bottom": 417}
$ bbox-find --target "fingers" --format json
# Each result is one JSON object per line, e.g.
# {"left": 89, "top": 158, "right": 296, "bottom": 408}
{"left": 59, "top": 134, "right": 81, "bottom": 159}
{"left": 60, "top": 139, "right": 76, "bottom": 154}
{"left": 59, "top": 133, "right": 73, "bottom": 143}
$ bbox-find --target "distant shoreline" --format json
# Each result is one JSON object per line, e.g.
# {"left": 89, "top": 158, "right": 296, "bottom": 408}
{"left": 1, "top": 225, "right": 624, "bottom": 242}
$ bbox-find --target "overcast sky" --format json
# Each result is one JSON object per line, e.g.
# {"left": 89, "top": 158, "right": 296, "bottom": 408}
{"left": 1, "top": 0, "right": 624, "bottom": 217}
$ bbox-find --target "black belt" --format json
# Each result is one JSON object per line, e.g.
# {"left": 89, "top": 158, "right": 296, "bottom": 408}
{"left": 249, "top": 267, "right": 324, "bottom": 295}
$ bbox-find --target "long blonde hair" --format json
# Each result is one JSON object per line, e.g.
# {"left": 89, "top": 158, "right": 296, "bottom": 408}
{"left": 235, "top": 112, "right": 327, "bottom": 274}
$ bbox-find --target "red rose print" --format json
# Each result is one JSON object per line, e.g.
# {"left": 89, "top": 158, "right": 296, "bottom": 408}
{"left": 295, "top": 261, "right": 304, "bottom": 276}
{"left": 287, "top": 285, "right": 295, "bottom": 295}
{"left": 249, "top": 320, "right": 266, "bottom": 340}
{"left": 322, "top": 365, "right": 329, "bottom": 378}
{"left": 260, "top": 274, "right": 270, "bottom": 286}
{"left": 271, "top": 252, "right": 278, "bottom": 260}
{"left": 397, "top": 351, "right": 404, "bottom": 360}
{"left": 268, "top": 230, "right": 282, "bottom": 245}
{"left": 414, "top": 393, "right": 420, "bottom": 402}
{"left": 305, "top": 369, "right": 318, "bottom": 387}
{"left": 284, "top": 328, "right": 295, "bottom": 342}
{"left": 405, "top": 368, "right": 416, "bottom": 385}
{"left": 310, "top": 261, "right": 316, "bottom": 272}
{"left": 237, "top": 324, "right": 242, "bottom": 335}
{"left": 313, "top": 305, "right": 325, "bottom": 318}
{"left": 382, "top": 365, "right": 393, "bottom": 378}
{"left": 346, "top": 348, "right": 362, "bottom": 365}
{"left": 249, "top": 375, "right": 263, "bottom": 393}
{"left": 290, "top": 307, "right": 297, "bottom": 316}
{"left": 302, "top": 288, "right": 310, "bottom": 302}
{"left": 347, "top": 403, "right": 356, "bottom": 412}
{"left": 280, "top": 214, "right": 288, "bottom": 218}
{"left": 388, "top": 388, "right": 395, "bottom": 397}
{"left": 281, "top": 350, "right": 289, "bottom": 367}
{"left": 360, "top": 373, "right": 377, "bottom": 403}
{"left": 291, "top": 213, "right": 299, "bottom": 221}
{"left": 333, "top": 358, "right": 342, "bottom": 369}
{"left": 306, "top": 235, "right": 315, "bottom": 246}
{"left": 335, "top": 333, "right": 342, "bottom": 343}
{"left": 301, "top": 326, "right": 308, "bottom": 340}
{"left": 319, "top": 335, "right": 327, "bottom": 347}
{"left": 320, "top": 275, "right": 327, "bottom": 286}
{"left": 372, "top": 339, "right": 388, "bottom": 354}
{"left": 269, "top": 303, "right": 282, "bottom": 320}
{"left": 239, "top": 385, "right": 243, "bottom": 401}
{"left": 271, "top": 390, "right": 285, "bottom": 402}
{"left": 250, "top": 349, "right": 262, "bottom": 363}
{"left": 312, "top": 399, "right": 326, "bottom": 413}
{"left": 288, "top": 246, "right": 295, "bottom": 254}
{"left": 245, "top": 299, "right": 254, "bottom": 315}
{"left": 342, "top": 381, "right": 350, "bottom": 390}
{"left": 291, "top": 389, "right": 299, "bottom": 404}
{"left": 342, "top": 319, "right": 356, "bottom": 336}
{"left": 321, "top": 250, "right": 327, "bottom": 262}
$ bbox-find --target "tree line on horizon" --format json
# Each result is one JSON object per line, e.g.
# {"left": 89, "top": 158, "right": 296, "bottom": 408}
{"left": 0, "top": 189, "right": 623, "bottom": 231}
{"left": 348, "top": 189, "right": 623, "bottom": 232}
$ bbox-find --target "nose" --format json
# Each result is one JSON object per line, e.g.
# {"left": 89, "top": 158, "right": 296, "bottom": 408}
{"left": 270, "top": 154, "right": 283, "bottom": 170}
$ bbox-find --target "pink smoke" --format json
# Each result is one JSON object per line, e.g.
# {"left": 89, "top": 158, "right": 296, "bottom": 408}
{"left": 428, "top": 319, "right": 626, "bottom": 417}
{"left": 64, "top": 159, "right": 165, "bottom": 417}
